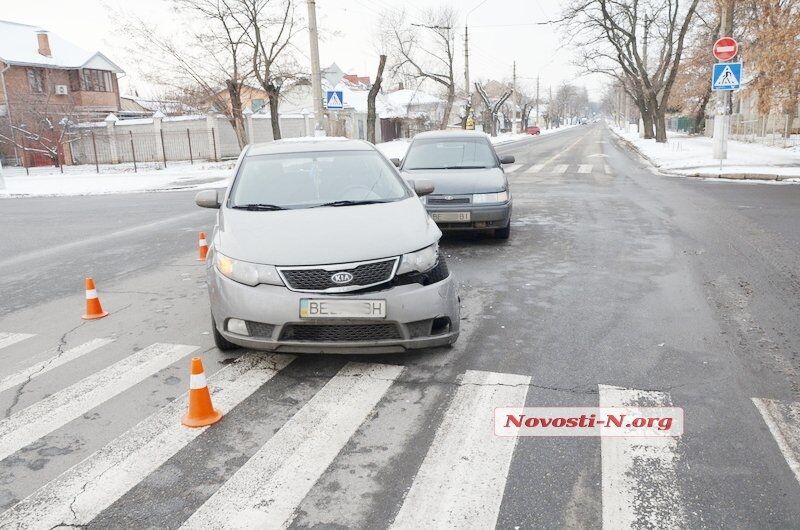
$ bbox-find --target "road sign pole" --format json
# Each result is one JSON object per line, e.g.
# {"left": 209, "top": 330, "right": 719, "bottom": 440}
{"left": 712, "top": 1, "right": 735, "bottom": 160}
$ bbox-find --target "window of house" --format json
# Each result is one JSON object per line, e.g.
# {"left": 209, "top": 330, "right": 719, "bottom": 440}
{"left": 79, "top": 69, "right": 113, "bottom": 92}
{"left": 252, "top": 99, "right": 265, "bottom": 112}
{"left": 68, "top": 70, "right": 81, "bottom": 92}
{"left": 27, "top": 68, "right": 44, "bottom": 93}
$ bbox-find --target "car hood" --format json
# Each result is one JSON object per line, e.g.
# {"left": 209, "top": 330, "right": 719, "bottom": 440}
{"left": 216, "top": 197, "right": 440, "bottom": 266}
{"left": 401, "top": 167, "right": 507, "bottom": 195}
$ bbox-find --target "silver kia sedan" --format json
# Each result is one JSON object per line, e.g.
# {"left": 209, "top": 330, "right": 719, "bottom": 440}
{"left": 195, "top": 138, "right": 460, "bottom": 354}
{"left": 399, "top": 131, "right": 514, "bottom": 239}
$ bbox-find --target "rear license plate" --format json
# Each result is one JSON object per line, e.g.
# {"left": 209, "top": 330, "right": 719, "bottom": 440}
{"left": 431, "top": 212, "right": 471, "bottom": 222}
{"left": 300, "top": 299, "right": 386, "bottom": 319}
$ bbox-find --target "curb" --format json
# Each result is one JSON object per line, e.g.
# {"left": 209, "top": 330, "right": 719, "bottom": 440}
{"left": 608, "top": 128, "right": 799, "bottom": 183}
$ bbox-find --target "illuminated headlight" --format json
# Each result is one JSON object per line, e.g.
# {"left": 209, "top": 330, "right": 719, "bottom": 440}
{"left": 396, "top": 243, "right": 439, "bottom": 275}
{"left": 472, "top": 190, "right": 509, "bottom": 204}
{"left": 215, "top": 252, "right": 283, "bottom": 286}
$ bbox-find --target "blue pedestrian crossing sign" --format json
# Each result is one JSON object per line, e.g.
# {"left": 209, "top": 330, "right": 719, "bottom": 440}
{"left": 712, "top": 62, "right": 742, "bottom": 91}
{"left": 325, "top": 90, "right": 344, "bottom": 109}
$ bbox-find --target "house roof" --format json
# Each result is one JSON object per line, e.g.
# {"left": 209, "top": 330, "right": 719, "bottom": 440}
{"left": 0, "top": 20, "right": 124, "bottom": 72}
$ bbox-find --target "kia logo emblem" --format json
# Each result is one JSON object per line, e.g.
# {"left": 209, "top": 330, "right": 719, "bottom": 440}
{"left": 330, "top": 272, "right": 354, "bottom": 284}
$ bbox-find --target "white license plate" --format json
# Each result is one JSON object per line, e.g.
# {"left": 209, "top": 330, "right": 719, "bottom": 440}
{"left": 300, "top": 299, "right": 386, "bottom": 319}
{"left": 431, "top": 211, "right": 471, "bottom": 222}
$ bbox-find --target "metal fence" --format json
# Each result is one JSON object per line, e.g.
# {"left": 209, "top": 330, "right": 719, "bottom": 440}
{"left": 704, "top": 114, "right": 800, "bottom": 148}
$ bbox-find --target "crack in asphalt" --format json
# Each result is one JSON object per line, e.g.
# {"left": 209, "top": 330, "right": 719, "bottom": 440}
{"left": 3, "top": 320, "right": 89, "bottom": 419}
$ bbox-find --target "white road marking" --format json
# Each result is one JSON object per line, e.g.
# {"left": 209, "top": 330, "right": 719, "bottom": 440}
{"left": 0, "top": 342, "right": 197, "bottom": 463}
{"left": 181, "top": 362, "right": 403, "bottom": 530}
{"left": 0, "top": 338, "right": 114, "bottom": 394}
{"left": 525, "top": 164, "right": 544, "bottom": 174}
{"left": 0, "top": 332, "right": 35, "bottom": 351}
{"left": 505, "top": 164, "right": 522, "bottom": 173}
{"left": 578, "top": 164, "right": 593, "bottom": 174}
{"left": 752, "top": 398, "right": 800, "bottom": 485}
{"left": 599, "top": 385, "right": 685, "bottom": 529}
{"left": 0, "top": 354, "right": 295, "bottom": 528}
{"left": 553, "top": 164, "right": 569, "bottom": 174}
{"left": 390, "top": 370, "right": 531, "bottom": 529}
{"left": 605, "top": 164, "right": 612, "bottom": 175}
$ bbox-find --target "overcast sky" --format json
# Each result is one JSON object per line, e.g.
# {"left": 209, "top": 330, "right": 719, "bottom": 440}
{"left": 1, "top": 0, "right": 606, "bottom": 100}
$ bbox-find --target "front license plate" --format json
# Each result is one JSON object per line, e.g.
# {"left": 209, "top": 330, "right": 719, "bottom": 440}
{"left": 431, "top": 211, "right": 471, "bottom": 222}
{"left": 300, "top": 299, "right": 386, "bottom": 319}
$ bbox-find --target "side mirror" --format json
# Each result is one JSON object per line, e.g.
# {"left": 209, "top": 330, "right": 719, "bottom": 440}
{"left": 413, "top": 179, "right": 435, "bottom": 197}
{"left": 195, "top": 189, "right": 221, "bottom": 209}
{"left": 390, "top": 157, "right": 401, "bottom": 167}
{"left": 500, "top": 155, "right": 515, "bottom": 165}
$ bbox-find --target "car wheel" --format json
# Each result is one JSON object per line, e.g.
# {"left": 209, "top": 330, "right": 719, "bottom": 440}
{"left": 494, "top": 223, "right": 511, "bottom": 240}
{"left": 212, "top": 316, "right": 240, "bottom": 351}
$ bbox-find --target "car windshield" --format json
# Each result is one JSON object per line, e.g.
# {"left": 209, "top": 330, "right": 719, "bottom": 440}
{"left": 403, "top": 137, "right": 497, "bottom": 170}
{"left": 229, "top": 150, "right": 409, "bottom": 209}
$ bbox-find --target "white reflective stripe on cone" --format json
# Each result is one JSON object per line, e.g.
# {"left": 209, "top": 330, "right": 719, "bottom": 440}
{"left": 189, "top": 373, "right": 207, "bottom": 390}
{"left": 85, "top": 289, "right": 98, "bottom": 299}
{"left": 199, "top": 239, "right": 207, "bottom": 246}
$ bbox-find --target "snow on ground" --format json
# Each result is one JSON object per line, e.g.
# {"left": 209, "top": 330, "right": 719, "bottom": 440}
{"left": 0, "top": 160, "right": 235, "bottom": 198}
{"left": 613, "top": 128, "right": 800, "bottom": 181}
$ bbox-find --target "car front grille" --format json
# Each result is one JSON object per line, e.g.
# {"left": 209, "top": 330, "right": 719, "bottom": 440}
{"left": 427, "top": 195, "right": 471, "bottom": 205}
{"left": 280, "top": 323, "right": 402, "bottom": 342}
{"left": 279, "top": 258, "right": 398, "bottom": 292}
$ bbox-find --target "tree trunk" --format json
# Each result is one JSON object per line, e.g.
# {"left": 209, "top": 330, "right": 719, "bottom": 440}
{"left": 367, "top": 55, "right": 386, "bottom": 144}
{"left": 638, "top": 101, "right": 655, "bottom": 139}
{"left": 440, "top": 84, "right": 455, "bottom": 130}
{"left": 226, "top": 80, "right": 247, "bottom": 148}
{"left": 653, "top": 104, "right": 668, "bottom": 143}
{"left": 268, "top": 89, "right": 281, "bottom": 140}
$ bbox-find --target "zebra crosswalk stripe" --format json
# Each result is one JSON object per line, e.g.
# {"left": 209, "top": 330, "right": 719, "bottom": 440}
{"left": 0, "top": 353, "right": 295, "bottom": 528}
{"left": 181, "top": 362, "right": 403, "bottom": 530}
{"left": 599, "top": 385, "right": 685, "bottom": 529}
{"left": 505, "top": 164, "right": 522, "bottom": 173}
{"left": 0, "top": 338, "right": 114, "bottom": 394}
{"left": 578, "top": 164, "right": 593, "bottom": 174}
{"left": 0, "top": 342, "right": 197, "bottom": 463}
{"left": 752, "top": 398, "right": 800, "bottom": 485}
{"left": 390, "top": 370, "right": 530, "bottom": 529}
{"left": 524, "top": 164, "right": 544, "bottom": 174}
{"left": 553, "top": 164, "right": 569, "bottom": 174}
{"left": 0, "top": 332, "right": 35, "bottom": 351}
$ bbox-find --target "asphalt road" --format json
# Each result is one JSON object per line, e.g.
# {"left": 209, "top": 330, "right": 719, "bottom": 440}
{"left": 0, "top": 123, "right": 798, "bottom": 528}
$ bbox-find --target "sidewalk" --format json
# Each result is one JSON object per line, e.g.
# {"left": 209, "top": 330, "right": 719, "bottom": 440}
{"left": 0, "top": 160, "right": 234, "bottom": 197}
{"left": 612, "top": 127, "right": 800, "bottom": 182}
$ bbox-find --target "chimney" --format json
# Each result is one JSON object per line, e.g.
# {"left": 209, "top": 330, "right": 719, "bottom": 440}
{"left": 36, "top": 31, "right": 51, "bottom": 57}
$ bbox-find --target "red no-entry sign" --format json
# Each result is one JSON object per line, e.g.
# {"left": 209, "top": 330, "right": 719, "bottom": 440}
{"left": 713, "top": 37, "right": 738, "bottom": 61}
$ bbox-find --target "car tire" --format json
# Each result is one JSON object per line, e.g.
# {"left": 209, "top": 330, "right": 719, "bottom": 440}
{"left": 493, "top": 223, "right": 511, "bottom": 240}
{"left": 212, "top": 316, "right": 240, "bottom": 351}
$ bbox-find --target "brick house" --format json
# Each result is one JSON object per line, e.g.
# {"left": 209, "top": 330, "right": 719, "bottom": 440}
{"left": 0, "top": 20, "right": 124, "bottom": 165}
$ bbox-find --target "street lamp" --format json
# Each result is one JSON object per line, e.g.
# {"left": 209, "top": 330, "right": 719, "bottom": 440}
{"left": 464, "top": 0, "right": 490, "bottom": 96}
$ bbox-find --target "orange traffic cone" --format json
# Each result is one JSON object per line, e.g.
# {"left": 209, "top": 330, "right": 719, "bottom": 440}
{"left": 182, "top": 357, "right": 223, "bottom": 428}
{"left": 82, "top": 277, "right": 108, "bottom": 320}
{"left": 197, "top": 231, "right": 209, "bottom": 261}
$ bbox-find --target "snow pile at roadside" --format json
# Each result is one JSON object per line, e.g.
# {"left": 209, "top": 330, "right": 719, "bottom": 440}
{"left": 1, "top": 160, "right": 235, "bottom": 197}
{"left": 613, "top": 128, "right": 800, "bottom": 180}
{"left": 375, "top": 139, "right": 411, "bottom": 160}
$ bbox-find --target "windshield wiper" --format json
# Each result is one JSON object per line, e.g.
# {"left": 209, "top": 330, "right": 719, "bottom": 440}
{"left": 311, "top": 199, "right": 389, "bottom": 208}
{"left": 408, "top": 165, "right": 490, "bottom": 170}
{"left": 231, "top": 203, "right": 288, "bottom": 211}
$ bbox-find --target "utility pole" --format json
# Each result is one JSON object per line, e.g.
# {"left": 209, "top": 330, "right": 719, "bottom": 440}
{"left": 713, "top": 0, "right": 735, "bottom": 159}
{"left": 306, "top": 0, "right": 326, "bottom": 135}
{"left": 464, "top": 26, "right": 470, "bottom": 96}
{"left": 535, "top": 75, "right": 540, "bottom": 127}
{"left": 512, "top": 61, "right": 517, "bottom": 133}
{"left": 548, "top": 85, "right": 552, "bottom": 129}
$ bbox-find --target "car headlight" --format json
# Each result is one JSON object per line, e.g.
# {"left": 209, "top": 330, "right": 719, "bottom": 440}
{"left": 472, "top": 190, "right": 510, "bottom": 204}
{"left": 215, "top": 252, "right": 283, "bottom": 286}
{"left": 396, "top": 243, "right": 439, "bottom": 275}
{"left": 419, "top": 195, "right": 427, "bottom": 204}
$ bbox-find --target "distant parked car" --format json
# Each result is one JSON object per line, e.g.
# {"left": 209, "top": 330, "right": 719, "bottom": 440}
{"left": 525, "top": 126, "right": 541, "bottom": 135}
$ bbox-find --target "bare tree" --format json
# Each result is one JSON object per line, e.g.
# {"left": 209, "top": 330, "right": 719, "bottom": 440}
{"left": 119, "top": 0, "right": 252, "bottom": 148}
{"left": 367, "top": 55, "right": 387, "bottom": 144}
{"left": 234, "top": 0, "right": 302, "bottom": 140}
{"left": 386, "top": 6, "right": 458, "bottom": 129}
{"left": 562, "top": 0, "right": 700, "bottom": 142}
{"left": 0, "top": 92, "right": 79, "bottom": 166}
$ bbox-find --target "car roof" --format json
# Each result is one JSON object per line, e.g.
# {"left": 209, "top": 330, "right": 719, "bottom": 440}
{"left": 246, "top": 137, "right": 374, "bottom": 156}
{"left": 411, "top": 130, "right": 491, "bottom": 141}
